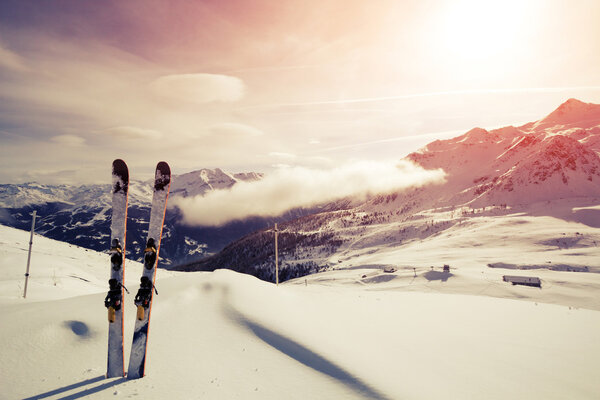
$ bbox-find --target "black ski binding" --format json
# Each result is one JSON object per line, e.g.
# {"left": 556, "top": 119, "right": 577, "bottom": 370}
{"left": 134, "top": 276, "right": 158, "bottom": 309}
{"left": 104, "top": 278, "right": 129, "bottom": 310}
{"left": 143, "top": 238, "right": 157, "bottom": 270}
{"left": 110, "top": 239, "right": 123, "bottom": 271}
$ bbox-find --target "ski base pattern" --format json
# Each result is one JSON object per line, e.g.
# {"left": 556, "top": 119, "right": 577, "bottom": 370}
{"left": 106, "top": 159, "right": 129, "bottom": 378}
{"left": 127, "top": 161, "right": 171, "bottom": 379}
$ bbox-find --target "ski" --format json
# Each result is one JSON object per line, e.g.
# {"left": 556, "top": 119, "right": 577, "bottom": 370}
{"left": 127, "top": 161, "right": 171, "bottom": 379}
{"left": 105, "top": 159, "right": 129, "bottom": 378}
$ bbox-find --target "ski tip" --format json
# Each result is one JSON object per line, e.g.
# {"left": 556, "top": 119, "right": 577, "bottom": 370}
{"left": 154, "top": 162, "right": 171, "bottom": 191}
{"left": 112, "top": 159, "right": 129, "bottom": 179}
{"left": 113, "top": 159, "right": 127, "bottom": 170}
{"left": 156, "top": 161, "right": 170, "bottom": 176}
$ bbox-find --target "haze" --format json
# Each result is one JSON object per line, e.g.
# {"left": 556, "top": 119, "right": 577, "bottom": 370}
{"left": 0, "top": 0, "right": 599, "bottom": 184}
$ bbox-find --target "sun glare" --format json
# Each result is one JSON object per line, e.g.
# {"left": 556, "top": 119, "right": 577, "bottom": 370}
{"left": 436, "top": 0, "right": 534, "bottom": 61}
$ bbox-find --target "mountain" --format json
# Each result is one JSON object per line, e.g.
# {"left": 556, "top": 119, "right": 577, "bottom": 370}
{"left": 179, "top": 98, "right": 600, "bottom": 281}
{"left": 0, "top": 168, "right": 315, "bottom": 267}
{"left": 404, "top": 99, "right": 600, "bottom": 208}
{"left": 532, "top": 97, "right": 600, "bottom": 129}
{"left": 4, "top": 99, "right": 599, "bottom": 278}
{"left": 170, "top": 169, "right": 262, "bottom": 198}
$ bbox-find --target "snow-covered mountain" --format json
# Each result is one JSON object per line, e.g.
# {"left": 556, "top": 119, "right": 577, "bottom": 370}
{"left": 0, "top": 168, "right": 261, "bottom": 209}
{"left": 169, "top": 168, "right": 262, "bottom": 198}
{"left": 405, "top": 98, "right": 600, "bottom": 208}
{"left": 531, "top": 97, "right": 600, "bottom": 130}
{"left": 0, "top": 168, "right": 280, "bottom": 266}
{"left": 182, "top": 99, "right": 600, "bottom": 282}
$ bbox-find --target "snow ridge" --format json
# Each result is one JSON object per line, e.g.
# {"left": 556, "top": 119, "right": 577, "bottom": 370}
{"left": 405, "top": 98, "right": 600, "bottom": 208}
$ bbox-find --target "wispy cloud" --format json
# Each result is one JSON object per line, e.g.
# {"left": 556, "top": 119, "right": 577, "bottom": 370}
{"left": 173, "top": 160, "right": 445, "bottom": 226}
{"left": 106, "top": 126, "right": 163, "bottom": 140}
{"left": 268, "top": 152, "right": 297, "bottom": 159}
{"left": 0, "top": 39, "right": 28, "bottom": 72}
{"left": 208, "top": 122, "right": 264, "bottom": 137}
{"left": 150, "top": 73, "right": 245, "bottom": 104}
{"left": 313, "top": 130, "right": 465, "bottom": 153}
{"left": 238, "top": 86, "right": 600, "bottom": 111}
{"left": 50, "top": 134, "right": 86, "bottom": 147}
{"left": 222, "top": 64, "right": 325, "bottom": 74}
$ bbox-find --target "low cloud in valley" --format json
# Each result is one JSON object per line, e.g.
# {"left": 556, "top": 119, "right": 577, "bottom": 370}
{"left": 173, "top": 160, "right": 445, "bottom": 226}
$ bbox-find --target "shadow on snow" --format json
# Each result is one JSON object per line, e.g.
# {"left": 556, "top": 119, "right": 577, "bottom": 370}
{"left": 23, "top": 375, "right": 127, "bottom": 400}
{"left": 227, "top": 306, "right": 394, "bottom": 400}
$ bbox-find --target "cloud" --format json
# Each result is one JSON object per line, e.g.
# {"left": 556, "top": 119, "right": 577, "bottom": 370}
{"left": 268, "top": 152, "right": 297, "bottom": 159}
{"left": 106, "top": 126, "right": 163, "bottom": 140}
{"left": 21, "top": 168, "right": 84, "bottom": 185}
{"left": 238, "top": 86, "right": 600, "bottom": 111}
{"left": 0, "top": 41, "right": 28, "bottom": 72}
{"left": 50, "top": 134, "right": 86, "bottom": 147}
{"left": 150, "top": 73, "right": 245, "bottom": 104}
{"left": 208, "top": 122, "right": 264, "bottom": 137}
{"left": 173, "top": 160, "right": 445, "bottom": 226}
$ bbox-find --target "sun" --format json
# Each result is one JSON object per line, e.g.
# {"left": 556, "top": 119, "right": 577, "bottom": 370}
{"left": 435, "top": 0, "right": 534, "bottom": 61}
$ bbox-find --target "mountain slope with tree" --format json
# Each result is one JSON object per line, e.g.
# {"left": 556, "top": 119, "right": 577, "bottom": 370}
{"left": 180, "top": 99, "right": 600, "bottom": 282}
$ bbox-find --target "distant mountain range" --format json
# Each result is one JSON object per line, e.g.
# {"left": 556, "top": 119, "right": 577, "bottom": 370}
{"left": 179, "top": 98, "right": 600, "bottom": 280}
{"left": 3, "top": 98, "right": 599, "bottom": 279}
{"left": 0, "top": 168, "right": 316, "bottom": 266}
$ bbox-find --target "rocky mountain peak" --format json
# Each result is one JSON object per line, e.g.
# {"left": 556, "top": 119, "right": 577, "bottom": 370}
{"left": 536, "top": 98, "right": 600, "bottom": 128}
{"left": 170, "top": 168, "right": 263, "bottom": 198}
{"left": 404, "top": 99, "right": 600, "bottom": 208}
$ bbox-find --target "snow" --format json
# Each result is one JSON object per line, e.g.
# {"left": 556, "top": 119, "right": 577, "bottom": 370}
{"left": 404, "top": 99, "right": 600, "bottom": 210}
{"left": 1, "top": 223, "right": 599, "bottom": 399}
{"left": 534, "top": 98, "right": 600, "bottom": 130}
{"left": 168, "top": 168, "right": 261, "bottom": 198}
{"left": 0, "top": 167, "right": 262, "bottom": 210}
{"left": 291, "top": 200, "right": 600, "bottom": 311}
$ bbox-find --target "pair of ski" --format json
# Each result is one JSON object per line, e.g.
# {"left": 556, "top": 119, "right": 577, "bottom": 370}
{"left": 105, "top": 159, "right": 171, "bottom": 379}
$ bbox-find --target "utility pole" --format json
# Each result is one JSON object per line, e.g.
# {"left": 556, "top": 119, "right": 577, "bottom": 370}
{"left": 274, "top": 223, "right": 279, "bottom": 286}
{"left": 23, "top": 210, "right": 37, "bottom": 299}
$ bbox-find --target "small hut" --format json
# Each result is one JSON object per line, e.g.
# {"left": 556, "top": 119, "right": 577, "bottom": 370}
{"left": 502, "top": 275, "right": 541, "bottom": 288}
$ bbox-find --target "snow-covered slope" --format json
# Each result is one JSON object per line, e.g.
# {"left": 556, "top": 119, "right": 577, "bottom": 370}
{"left": 0, "top": 224, "right": 174, "bottom": 303}
{"left": 405, "top": 98, "right": 600, "bottom": 209}
{"left": 532, "top": 97, "right": 600, "bottom": 130}
{"left": 187, "top": 99, "right": 600, "bottom": 288}
{"left": 1, "top": 224, "right": 599, "bottom": 400}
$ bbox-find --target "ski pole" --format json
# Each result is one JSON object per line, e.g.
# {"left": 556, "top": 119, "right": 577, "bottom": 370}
{"left": 23, "top": 210, "right": 37, "bottom": 298}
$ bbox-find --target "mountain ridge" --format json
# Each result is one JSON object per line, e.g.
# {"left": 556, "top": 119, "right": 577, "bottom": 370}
{"left": 3, "top": 98, "right": 600, "bottom": 279}
{"left": 0, "top": 168, "right": 309, "bottom": 267}
{"left": 405, "top": 98, "right": 600, "bottom": 208}
{"left": 179, "top": 98, "right": 600, "bottom": 281}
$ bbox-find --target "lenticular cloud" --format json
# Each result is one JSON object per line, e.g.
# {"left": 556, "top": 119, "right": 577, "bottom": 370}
{"left": 150, "top": 73, "right": 245, "bottom": 104}
{"left": 173, "top": 160, "right": 445, "bottom": 226}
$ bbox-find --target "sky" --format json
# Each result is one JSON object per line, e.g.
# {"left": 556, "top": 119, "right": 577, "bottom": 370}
{"left": 1, "top": 0, "right": 600, "bottom": 184}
